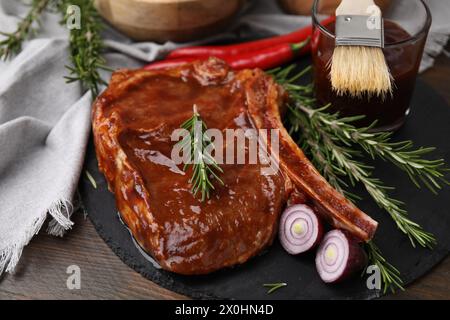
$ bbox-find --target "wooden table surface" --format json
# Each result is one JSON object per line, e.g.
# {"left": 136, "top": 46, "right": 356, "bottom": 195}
{"left": 0, "top": 53, "right": 449, "bottom": 301}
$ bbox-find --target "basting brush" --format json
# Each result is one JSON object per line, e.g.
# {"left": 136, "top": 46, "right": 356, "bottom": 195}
{"left": 329, "top": 0, "right": 393, "bottom": 98}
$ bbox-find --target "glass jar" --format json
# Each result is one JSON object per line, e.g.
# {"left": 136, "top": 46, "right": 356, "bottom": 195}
{"left": 311, "top": 0, "right": 432, "bottom": 131}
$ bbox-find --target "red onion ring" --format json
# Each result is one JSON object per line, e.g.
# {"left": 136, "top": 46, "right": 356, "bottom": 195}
{"left": 315, "top": 230, "right": 368, "bottom": 283}
{"left": 279, "top": 204, "right": 323, "bottom": 255}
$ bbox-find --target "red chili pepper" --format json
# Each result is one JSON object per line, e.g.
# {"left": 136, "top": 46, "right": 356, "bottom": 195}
{"left": 227, "top": 40, "right": 307, "bottom": 70}
{"left": 166, "top": 16, "right": 335, "bottom": 60}
{"left": 144, "top": 40, "right": 308, "bottom": 71}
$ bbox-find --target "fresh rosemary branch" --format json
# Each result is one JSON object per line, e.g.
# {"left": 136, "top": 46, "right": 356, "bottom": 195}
{"left": 290, "top": 103, "right": 437, "bottom": 249}
{"left": 355, "top": 132, "right": 449, "bottom": 194}
{"left": 56, "top": 0, "right": 108, "bottom": 96}
{"left": 273, "top": 65, "right": 447, "bottom": 249}
{"left": 276, "top": 66, "right": 449, "bottom": 194}
{"left": 299, "top": 104, "right": 450, "bottom": 195}
{"left": 365, "top": 241, "right": 404, "bottom": 294}
{"left": 270, "top": 64, "right": 448, "bottom": 292}
{"left": 291, "top": 107, "right": 362, "bottom": 201}
{"left": 178, "top": 105, "right": 224, "bottom": 201}
{"left": 0, "top": 0, "right": 51, "bottom": 60}
{"left": 263, "top": 282, "right": 287, "bottom": 294}
{"left": 1, "top": 0, "right": 108, "bottom": 95}
{"left": 285, "top": 90, "right": 408, "bottom": 293}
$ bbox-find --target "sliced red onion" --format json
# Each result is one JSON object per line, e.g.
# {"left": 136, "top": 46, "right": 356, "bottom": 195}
{"left": 315, "top": 230, "right": 368, "bottom": 283}
{"left": 279, "top": 204, "right": 323, "bottom": 255}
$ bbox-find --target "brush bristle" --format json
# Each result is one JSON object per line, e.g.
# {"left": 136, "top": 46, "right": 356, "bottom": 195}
{"left": 330, "top": 46, "right": 393, "bottom": 98}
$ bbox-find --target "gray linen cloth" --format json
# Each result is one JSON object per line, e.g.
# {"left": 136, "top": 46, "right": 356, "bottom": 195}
{"left": 0, "top": 0, "right": 449, "bottom": 275}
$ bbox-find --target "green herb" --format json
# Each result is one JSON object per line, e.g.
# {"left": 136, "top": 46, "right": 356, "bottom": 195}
{"left": 56, "top": 0, "right": 109, "bottom": 96}
{"left": 273, "top": 65, "right": 447, "bottom": 249}
{"left": 1, "top": 0, "right": 108, "bottom": 96}
{"left": 286, "top": 95, "right": 407, "bottom": 294}
{"left": 288, "top": 102, "right": 362, "bottom": 202}
{"left": 271, "top": 64, "right": 449, "bottom": 292}
{"left": 300, "top": 103, "right": 449, "bottom": 195}
{"left": 0, "top": 0, "right": 51, "bottom": 60}
{"left": 85, "top": 170, "right": 97, "bottom": 189}
{"left": 177, "top": 105, "right": 224, "bottom": 201}
{"left": 289, "top": 103, "right": 437, "bottom": 249}
{"left": 263, "top": 282, "right": 287, "bottom": 294}
{"left": 365, "top": 241, "right": 404, "bottom": 294}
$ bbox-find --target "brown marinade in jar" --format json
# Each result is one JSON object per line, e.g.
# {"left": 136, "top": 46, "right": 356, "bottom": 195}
{"left": 312, "top": 20, "right": 426, "bottom": 131}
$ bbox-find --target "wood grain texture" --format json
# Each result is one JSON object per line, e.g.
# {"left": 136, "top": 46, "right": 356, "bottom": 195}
{"left": 0, "top": 212, "right": 185, "bottom": 300}
{"left": 94, "top": 0, "right": 244, "bottom": 42}
{"left": 0, "top": 50, "right": 448, "bottom": 301}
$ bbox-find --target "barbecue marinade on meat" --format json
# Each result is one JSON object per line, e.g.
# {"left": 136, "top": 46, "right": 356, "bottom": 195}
{"left": 92, "top": 58, "right": 378, "bottom": 275}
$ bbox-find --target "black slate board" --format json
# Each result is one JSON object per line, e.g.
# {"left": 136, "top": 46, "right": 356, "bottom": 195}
{"left": 79, "top": 75, "right": 450, "bottom": 300}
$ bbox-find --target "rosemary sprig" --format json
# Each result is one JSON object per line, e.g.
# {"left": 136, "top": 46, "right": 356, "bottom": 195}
{"left": 274, "top": 65, "right": 447, "bottom": 249}
{"left": 270, "top": 64, "right": 448, "bottom": 292}
{"left": 1, "top": 0, "right": 108, "bottom": 96}
{"left": 178, "top": 105, "right": 224, "bottom": 201}
{"left": 365, "top": 241, "right": 404, "bottom": 294}
{"left": 286, "top": 93, "right": 407, "bottom": 293}
{"left": 354, "top": 131, "right": 449, "bottom": 194}
{"left": 290, "top": 103, "right": 437, "bottom": 249}
{"left": 276, "top": 65, "right": 449, "bottom": 194}
{"left": 291, "top": 106, "right": 361, "bottom": 201}
{"left": 56, "top": 0, "right": 109, "bottom": 96}
{"left": 0, "top": 0, "right": 51, "bottom": 60}
{"left": 263, "top": 282, "right": 287, "bottom": 294}
{"left": 299, "top": 103, "right": 450, "bottom": 195}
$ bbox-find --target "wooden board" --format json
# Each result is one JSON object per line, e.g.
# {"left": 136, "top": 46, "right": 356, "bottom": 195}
{"left": 94, "top": 0, "right": 244, "bottom": 42}
{"left": 79, "top": 63, "right": 450, "bottom": 299}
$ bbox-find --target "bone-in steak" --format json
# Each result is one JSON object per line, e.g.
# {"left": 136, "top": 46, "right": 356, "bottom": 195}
{"left": 92, "top": 58, "right": 378, "bottom": 275}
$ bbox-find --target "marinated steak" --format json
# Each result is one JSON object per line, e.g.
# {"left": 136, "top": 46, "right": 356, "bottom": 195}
{"left": 92, "top": 58, "right": 378, "bottom": 275}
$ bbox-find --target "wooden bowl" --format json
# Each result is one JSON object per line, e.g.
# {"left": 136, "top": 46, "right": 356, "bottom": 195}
{"left": 95, "top": 0, "right": 244, "bottom": 42}
{"left": 278, "top": 0, "right": 392, "bottom": 16}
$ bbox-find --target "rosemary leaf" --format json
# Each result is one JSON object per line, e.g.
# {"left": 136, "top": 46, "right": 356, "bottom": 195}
{"left": 85, "top": 170, "right": 97, "bottom": 189}
{"left": 263, "top": 282, "right": 287, "bottom": 294}
{"left": 177, "top": 105, "right": 224, "bottom": 201}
